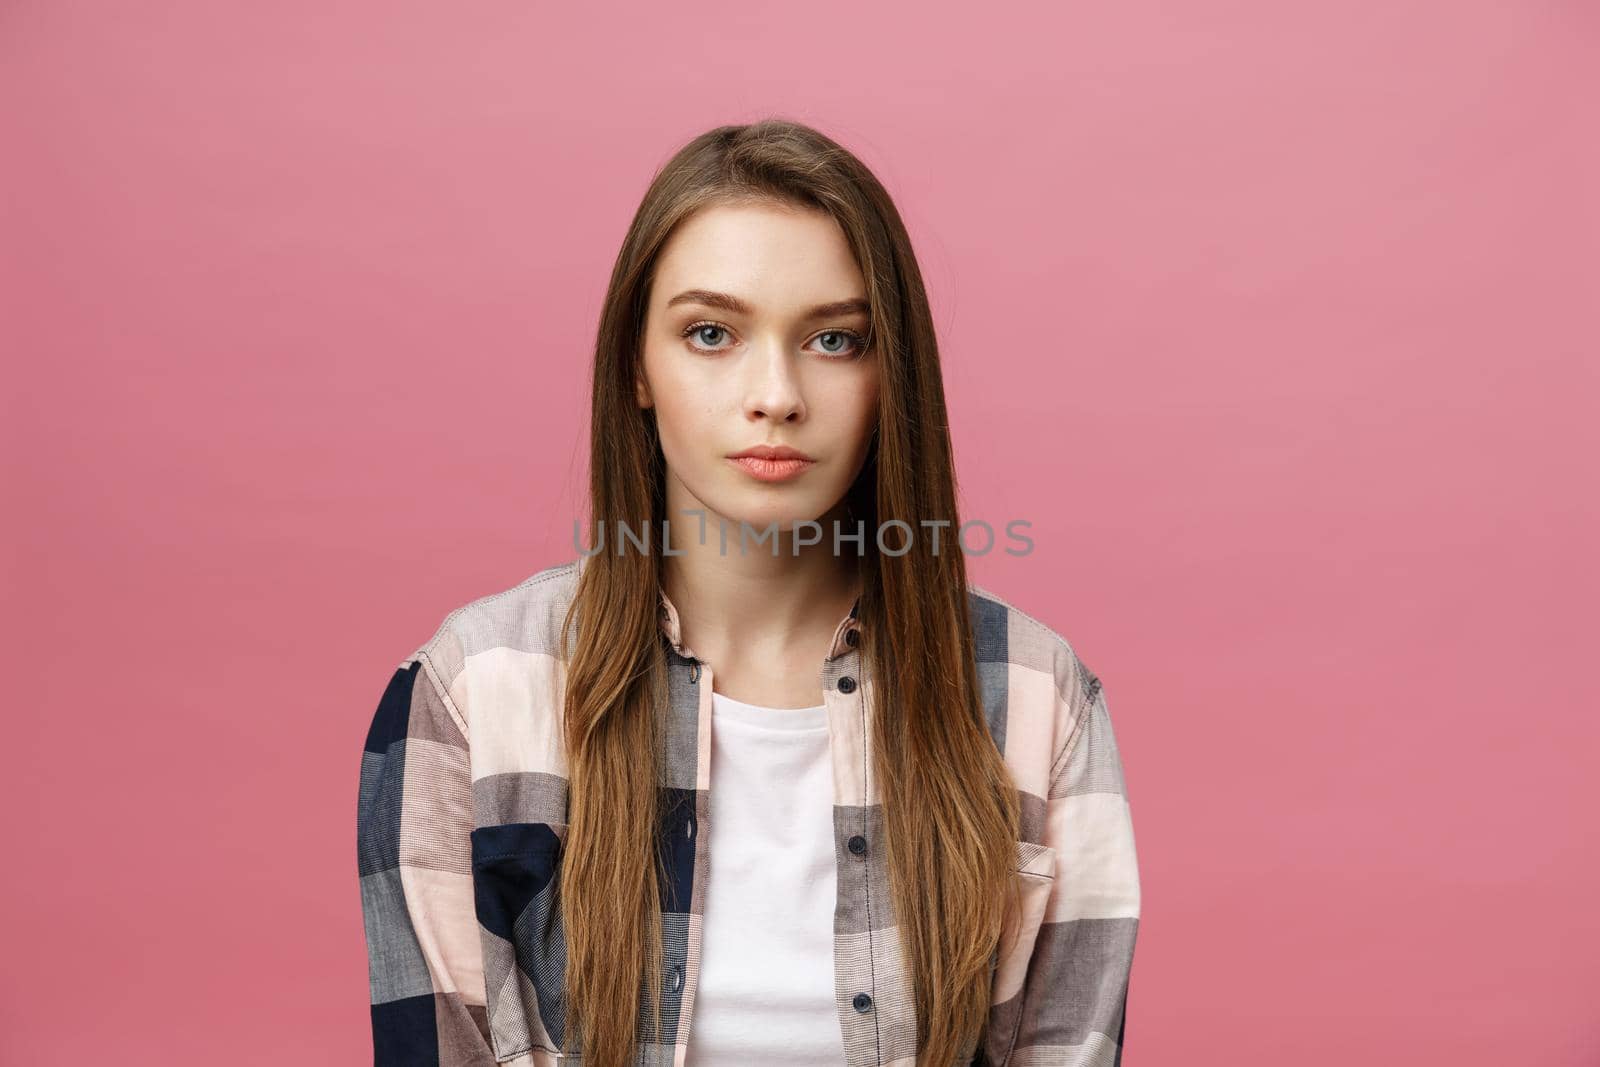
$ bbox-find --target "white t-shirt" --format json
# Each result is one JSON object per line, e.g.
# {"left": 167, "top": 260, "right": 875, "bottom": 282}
{"left": 684, "top": 690, "right": 848, "bottom": 1066}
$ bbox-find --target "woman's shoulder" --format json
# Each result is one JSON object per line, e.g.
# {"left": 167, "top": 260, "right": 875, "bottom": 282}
{"left": 965, "top": 580, "right": 1108, "bottom": 786}
{"left": 967, "top": 581, "right": 1102, "bottom": 697}
{"left": 391, "top": 560, "right": 581, "bottom": 831}
{"left": 423, "top": 555, "right": 580, "bottom": 645}
{"left": 405, "top": 557, "right": 584, "bottom": 702}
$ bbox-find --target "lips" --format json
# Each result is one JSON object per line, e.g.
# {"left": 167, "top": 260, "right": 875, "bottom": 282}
{"left": 729, "top": 444, "right": 815, "bottom": 462}
{"left": 727, "top": 448, "right": 816, "bottom": 483}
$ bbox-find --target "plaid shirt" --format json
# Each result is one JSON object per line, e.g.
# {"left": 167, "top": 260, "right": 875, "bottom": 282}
{"left": 357, "top": 556, "right": 1140, "bottom": 1066}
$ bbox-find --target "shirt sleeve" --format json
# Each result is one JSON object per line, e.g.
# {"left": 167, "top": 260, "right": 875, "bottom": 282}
{"left": 1011, "top": 672, "right": 1143, "bottom": 1066}
{"left": 356, "top": 649, "right": 496, "bottom": 1066}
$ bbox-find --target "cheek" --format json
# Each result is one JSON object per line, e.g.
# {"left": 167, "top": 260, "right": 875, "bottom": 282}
{"left": 832, "top": 378, "right": 880, "bottom": 451}
{"left": 647, "top": 373, "right": 721, "bottom": 469}
{"left": 641, "top": 344, "right": 692, "bottom": 420}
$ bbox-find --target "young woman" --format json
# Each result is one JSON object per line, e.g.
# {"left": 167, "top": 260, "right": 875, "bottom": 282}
{"left": 357, "top": 118, "right": 1141, "bottom": 1067}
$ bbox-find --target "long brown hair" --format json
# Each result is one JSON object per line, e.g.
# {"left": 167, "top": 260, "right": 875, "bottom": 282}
{"left": 557, "top": 117, "right": 1021, "bottom": 1067}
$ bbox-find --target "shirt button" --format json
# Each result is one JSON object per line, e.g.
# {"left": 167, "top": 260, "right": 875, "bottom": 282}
{"left": 847, "top": 834, "right": 867, "bottom": 856}
{"left": 670, "top": 964, "right": 684, "bottom": 992}
{"left": 852, "top": 992, "right": 873, "bottom": 1013}
{"left": 837, "top": 675, "right": 856, "bottom": 693}
{"left": 845, "top": 629, "right": 859, "bottom": 647}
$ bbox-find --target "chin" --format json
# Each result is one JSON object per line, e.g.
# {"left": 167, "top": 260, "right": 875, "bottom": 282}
{"left": 713, "top": 497, "right": 831, "bottom": 538}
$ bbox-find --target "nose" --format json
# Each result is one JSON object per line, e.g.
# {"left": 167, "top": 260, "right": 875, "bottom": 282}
{"left": 742, "top": 338, "right": 805, "bottom": 422}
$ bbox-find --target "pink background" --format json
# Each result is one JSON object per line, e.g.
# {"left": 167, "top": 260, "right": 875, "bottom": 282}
{"left": 2, "top": 2, "right": 1595, "bottom": 1064}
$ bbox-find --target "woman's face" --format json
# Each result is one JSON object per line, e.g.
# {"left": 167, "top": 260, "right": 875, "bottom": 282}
{"left": 637, "top": 200, "right": 881, "bottom": 538}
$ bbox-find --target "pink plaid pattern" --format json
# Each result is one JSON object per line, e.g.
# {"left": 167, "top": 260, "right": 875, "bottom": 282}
{"left": 357, "top": 556, "right": 1140, "bottom": 1066}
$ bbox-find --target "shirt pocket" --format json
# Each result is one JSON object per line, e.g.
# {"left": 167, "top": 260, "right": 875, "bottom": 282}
{"left": 469, "top": 821, "right": 569, "bottom": 1063}
{"left": 982, "top": 839, "right": 1058, "bottom": 1067}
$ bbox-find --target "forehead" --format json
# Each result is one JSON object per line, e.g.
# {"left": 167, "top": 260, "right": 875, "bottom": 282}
{"left": 651, "top": 201, "right": 865, "bottom": 313}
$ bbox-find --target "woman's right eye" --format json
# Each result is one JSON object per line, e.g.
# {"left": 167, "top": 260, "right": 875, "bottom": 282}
{"left": 682, "top": 321, "right": 733, "bottom": 352}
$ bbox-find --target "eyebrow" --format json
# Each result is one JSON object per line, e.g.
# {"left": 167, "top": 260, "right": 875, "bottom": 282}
{"left": 665, "top": 288, "right": 870, "bottom": 321}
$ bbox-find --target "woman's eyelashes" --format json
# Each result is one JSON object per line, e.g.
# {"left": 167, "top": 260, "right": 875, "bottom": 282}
{"left": 679, "top": 320, "right": 868, "bottom": 360}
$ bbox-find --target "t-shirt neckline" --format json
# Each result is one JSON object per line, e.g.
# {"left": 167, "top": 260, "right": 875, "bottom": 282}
{"left": 710, "top": 690, "right": 828, "bottom": 732}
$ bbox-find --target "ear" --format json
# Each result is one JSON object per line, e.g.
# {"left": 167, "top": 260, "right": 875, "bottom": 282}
{"left": 635, "top": 369, "right": 653, "bottom": 409}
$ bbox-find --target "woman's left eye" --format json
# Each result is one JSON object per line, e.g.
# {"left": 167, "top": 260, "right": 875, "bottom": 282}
{"left": 809, "top": 329, "right": 866, "bottom": 359}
